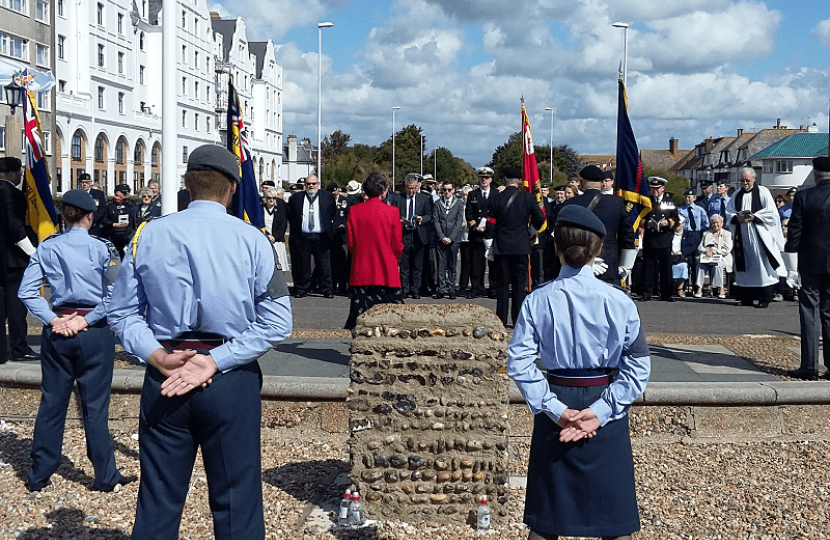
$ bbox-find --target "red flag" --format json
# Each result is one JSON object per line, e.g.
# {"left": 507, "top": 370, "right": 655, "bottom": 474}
{"left": 521, "top": 99, "right": 546, "bottom": 232}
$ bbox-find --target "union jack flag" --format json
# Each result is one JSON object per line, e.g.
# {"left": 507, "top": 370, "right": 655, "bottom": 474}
{"left": 226, "top": 78, "right": 263, "bottom": 228}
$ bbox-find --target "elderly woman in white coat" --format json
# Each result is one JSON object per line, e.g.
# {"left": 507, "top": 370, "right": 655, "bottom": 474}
{"left": 694, "top": 214, "right": 733, "bottom": 298}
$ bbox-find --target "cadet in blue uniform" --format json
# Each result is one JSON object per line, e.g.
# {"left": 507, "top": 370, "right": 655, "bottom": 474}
{"left": 107, "top": 144, "right": 293, "bottom": 540}
{"left": 508, "top": 205, "right": 650, "bottom": 540}
{"left": 18, "top": 189, "right": 135, "bottom": 492}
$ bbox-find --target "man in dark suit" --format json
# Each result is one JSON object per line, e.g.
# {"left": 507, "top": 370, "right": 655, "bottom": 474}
{"left": 287, "top": 174, "right": 336, "bottom": 298}
{"left": 489, "top": 166, "right": 546, "bottom": 326}
{"left": 0, "top": 157, "right": 38, "bottom": 363}
{"left": 465, "top": 166, "right": 497, "bottom": 298}
{"left": 784, "top": 156, "right": 830, "bottom": 380}
{"left": 78, "top": 173, "right": 108, "bottom": 236}
{"left": 398, "top": 173, "right": 433, "bottom": 298}
{"left": 432, "top": 181, "right": 465, "bottom": 299}
{"left": 554, "top": 165, "right": 637, "bottom": 284}
{"left": 641, "top": 176, "right": 680, "bottom": 302}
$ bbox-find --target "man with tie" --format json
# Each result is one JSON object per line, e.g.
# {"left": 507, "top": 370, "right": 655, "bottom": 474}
{"left": 678, "top": 188, "right": 709, "bottom": 297}
{"left": 399, "top": 173, "right": 433, "bottom": 299}
{"left": 465, "top": 167, "right": 497, "bottom": 299}
{"left": 432, "top": 181, "right": 465, "bottom": 299}
{"left": 287, "top": 174, "right": 336, "bottom": 298}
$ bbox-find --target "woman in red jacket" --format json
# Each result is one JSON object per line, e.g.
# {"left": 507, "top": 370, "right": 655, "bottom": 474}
{"left": 344, "top": 172, "right": 404, "bottom": 329}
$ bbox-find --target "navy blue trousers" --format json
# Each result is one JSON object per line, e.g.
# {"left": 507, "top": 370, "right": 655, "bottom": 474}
{"left": 131, "top": 361, "right": 264, "bottom": 540}
{"left": 28, "top": 321, "right": 119, "bottom": 490}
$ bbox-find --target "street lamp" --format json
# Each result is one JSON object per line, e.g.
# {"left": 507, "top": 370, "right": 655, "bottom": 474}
{"left": 544, "top": 107, "right": 554, "bottom": 185}
{"left": 4, "top": 80, "right": 24, "bottom": 115}
{"left": 420, "top": 134, "right": 425, "bottom": 175}
{"left": 392, "top": 106, "right": 400, "bottom": 190}
{"left": 317, "top": 21, "right": 334, "bottom": 178}
{"left": 612, "top": 22, "right": 629, "bottom": 86}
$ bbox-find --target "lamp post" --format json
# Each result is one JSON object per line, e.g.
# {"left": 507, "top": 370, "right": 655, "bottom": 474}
{"left": 544, "top": 107, "right": 554, "bottom": 185}
{"left": 612, "top": 22, "right": 629, "bottom": 86}
{"left": 317, "top": 21, "right": 334, "bottom": 178}
{"left": 420, "top": 134, "right": 425, "bottom": 175}
{"left": 3, "top": 80, "right": 25, "bottom": 160}
{"left": 392, "top": 106, "right": 400, "bottom": 190}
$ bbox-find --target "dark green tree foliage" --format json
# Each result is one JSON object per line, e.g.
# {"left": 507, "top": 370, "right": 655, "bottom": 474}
{"left": 423, "top": 147, "right": 477, "bottom": 186}
{"left": 321, "top": 130, "right": 351, "bottom": 160}
{"left": 641, "top": 165, "right": 690, "bottom": 206}
{"left": 489, "top": 132, "right": 583, "bottom": 184}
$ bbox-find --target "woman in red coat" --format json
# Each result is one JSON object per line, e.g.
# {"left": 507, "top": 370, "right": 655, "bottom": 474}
{"left": 344, "top": 172, "right": 404, "bottom": 329}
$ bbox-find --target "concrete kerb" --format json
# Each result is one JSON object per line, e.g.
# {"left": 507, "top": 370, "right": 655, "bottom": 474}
{"left": 1, "top": 364, "right": 830, "bottom": 405}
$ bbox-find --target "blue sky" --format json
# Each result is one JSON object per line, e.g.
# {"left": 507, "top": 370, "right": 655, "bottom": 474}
{"left": 212, "top": 0, "right": 830, "bottom": 171}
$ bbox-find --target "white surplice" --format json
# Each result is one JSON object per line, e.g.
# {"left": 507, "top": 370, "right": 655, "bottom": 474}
{"left": 725, "top": 185, "right": 785, "bottom": 288}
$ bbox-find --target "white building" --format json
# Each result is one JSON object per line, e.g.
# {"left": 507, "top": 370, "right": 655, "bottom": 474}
{"left": 53, "top": 1, "right": 282, "bottom": 196}
{"left": 750, "top": 126, "right": 829, "bottom": 193}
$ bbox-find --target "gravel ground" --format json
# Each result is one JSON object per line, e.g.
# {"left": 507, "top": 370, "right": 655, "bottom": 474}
{"left": 1, "top": 419, "right": 829, "bottom": 540}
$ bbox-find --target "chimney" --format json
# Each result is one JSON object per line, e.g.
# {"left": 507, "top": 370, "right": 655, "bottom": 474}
{"left": 776, "top": 118, "right": 781, "bottom": 129}
{"left": 210, "top": 11, "right": 222, "bottom": 21}
{"left": 737, "top": 129, "right": 743, "bottom": 137}
{"left": 808, "top": 124, "right": 819, "bottom": 134}
{"left": 288, "top": 135, "right": 298, "bottom": 162}
{"left": 669, "top": 137, "right": 678, "bottom": 154}
{"left": 704, "top": 138, "right": 714, "bottom": 153}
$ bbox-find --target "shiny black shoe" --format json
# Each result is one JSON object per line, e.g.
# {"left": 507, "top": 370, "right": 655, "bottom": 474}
{"left": 97, "top": 474, "right": 138, "bottom": 492}
{"left": 432, "top": 293, "right": 444, "bottom": 299}
{"left": 756, "top": 302, "right": 769, "bottom": 309}
{"left": 411, "top": 294, "right": 420, "bottom": 299}
{"left": 448, "top": 292, "right": 457, "bottom": 299}
{"left": 12, "top": 348, "right": 39, "bottom": 361}
{"left": 786, "top": 368, "right": 819, "bottom": 381}
{"left": 323, "top": 293, "right": 334, "bottom": 299}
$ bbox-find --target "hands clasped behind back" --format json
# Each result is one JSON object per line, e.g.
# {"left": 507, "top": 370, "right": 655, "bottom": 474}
{"left": 556, "top": 408, "right": 600, "bottom": 443}
{"left": 149, "top": 349, "right": 217, "bottom": 397}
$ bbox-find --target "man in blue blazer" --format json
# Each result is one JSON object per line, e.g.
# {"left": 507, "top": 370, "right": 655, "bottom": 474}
{"left": 398, "top": 173, "right": 433, "bottom": 298}
{"left": 287, "top": 174, "right": 336, "bottom": 298}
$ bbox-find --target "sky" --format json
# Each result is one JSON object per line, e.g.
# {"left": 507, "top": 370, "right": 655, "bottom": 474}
{"left": 209, "top": 0, "right": 830, "bottom": 170}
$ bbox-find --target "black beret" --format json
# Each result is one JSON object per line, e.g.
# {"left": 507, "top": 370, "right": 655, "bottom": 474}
{"left": 603, "top": 170, "right": 614, "bottom": 180}
{"left": 683, "top": 188, "right": 696, "bottom": 196}
{"left": 114, "top": 184, "right": 131, "bottom": 193}
{"left": 78, "top": 172, "right": 92, "bottom": 181}
{"left": 501, "top": 166, "right": 522, "bottom": 181}
{"left": 715, "top": 178, "right": 729, "bottom": 185}
{"left": 187, "top": 144, "right": 240, "bottom": 182}
{"left": 648, "top": 176, "right": 667, "bottom": 187}
{"left": 0, "top": 156, "right": 22, "bottom": 173}
{"left": 700, "top": 179, "right": 713, "bottom": 186}
{"left": 261, "top": 180, "right": 276, "bottom": 187}
{"left": 813, "top": 156, "right": 830, "bottom": 173}
{"left": 556, "top": 205, "right": 607, "bottom": 237}
{"left": 579, "top": 165, "right": 605, "bottom": 182}
{"left": 553, "top": 185, "right": 566, "bottom": 192}
{"left": 326, "top": 182, "right": 338, "bottom": 192}
{"left": 61, "top": 189, "right": 97, "bottom": 212}
{"left": 541, "top": 183, "right": 549, "bottom": 189}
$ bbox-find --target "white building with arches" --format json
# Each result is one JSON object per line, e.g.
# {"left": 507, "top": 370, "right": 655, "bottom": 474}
{"left": 53, "top": 0, "right": 282, "bottom": 196}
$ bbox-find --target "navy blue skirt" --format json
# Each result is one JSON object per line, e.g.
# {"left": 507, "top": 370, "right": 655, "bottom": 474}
{"left": 524, "top": 382, "right": 640, "bottom": 538}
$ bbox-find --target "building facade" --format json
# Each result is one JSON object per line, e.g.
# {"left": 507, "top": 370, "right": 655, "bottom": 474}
{"left": 52, "top": 0, "right": 282, "bottom": 196}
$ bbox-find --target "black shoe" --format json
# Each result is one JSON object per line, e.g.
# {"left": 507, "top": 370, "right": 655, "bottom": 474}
{"left": 448, "top": 292, "right": 456, "bottom": 299}
{"left": 756, "top": 302, "right": 769, "bottom": 309}
{"left": 324, "top": 293, "right": 334, "bottom": 299}
{"left": 97, "top": 474, "right": 138, "bottom": 492}
{"left": 411, "top": 294, "right": 420, "bottom": 299}
{"left": 786, "top": 368, "right": 819, "bottom": 381}
{"left": 639, "top": 296, "right": 651, "bottom": 302}
{"left": 26, "top": 479, "right": 50, "bottom": 492}
{"left": 12, "top": 348, "right": 39, "bottom": 361}
{"left": 662, "top": 297, "right": 675, "bottom": 302}
{"left": 294, "top": 293, "right": 307, "bottom": 299}
{"left": 487, "top": 292, "right": 497, "bottom": 299}
{"left": 432, "top": 293, "right": 444, "bottom": 299}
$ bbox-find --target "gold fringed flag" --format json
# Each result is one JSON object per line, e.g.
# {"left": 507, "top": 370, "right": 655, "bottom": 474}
{"left": 614, "top": 76, "right": 651, "bottom": 231}
{"left": 23, "top": 87, "right": 58, "bottom": 240}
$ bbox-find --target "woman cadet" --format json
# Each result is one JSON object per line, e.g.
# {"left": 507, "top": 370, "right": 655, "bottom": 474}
{"left": 507, "top": 205, "right": 651, "bottom": 540}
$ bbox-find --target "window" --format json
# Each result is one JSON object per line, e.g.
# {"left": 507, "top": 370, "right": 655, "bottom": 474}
{"left": 98, "top": 44, "right": 105, "bottom": 67}
{"left": 206, "top": 57, "right": 210, "bottom": 72}
{"left": 118, "top": 52, "right": 124, "bottom": 73}
{"left": 181, "top": 10, "right": 186, "bottom": 27}
{"left": 139, "top": 32, "right": 144, "bottom": 50}
{"left": 98, "top": 86, "right": 104, "bottom": 109}
{"left": 57, "top": 0, "right": 62, "bottom": 16}
{"left": 118, "top": 13, "right": 123, "bottom": 34}
{"left": 36, "top": 90, "right": 48, "bottom": 110}
{"left": 194, "top": 51, "right": 198, "bottom": 69}
{"left": 134, "top": 144, "right": 142, "bottom": 164}
{"left": 194, "top": 18, "right": 198, "bottom": 34}
{"left": 195, "top": 113, "right": 199, "bottom": 131}
{"left": 151, "top": 146, "right": 158, "bottom": 166}
{"left": 58, "top": 80, "right": 66, "bottom": 92}
{"left": 0, "top": 126, "right": 4, "bottom": 150}
{"left": 206, "top": 84, "right": 210, "bottom": 101}
{"left": 0, "top": 31, "right": 28, "bottom": 61}
{"left": 182, "top": 145, "right": 188, "bottom": 164}
{"left": 182, "top": 77, "right": 186, "bottom": 95}
{"left": 95, "top": 137, "right": 105, "bottom": 162}
{"left": 97, "top": 3, "right": 104, "bottom": 25}
{"left": 206, "top": 117, "right": 210, "bottom": 133}
{"left": 181, "top": 111, "right": 186, "bottom": 128}
{"left": 194, "top": 81, "right": 199, "bottom": 100}
{"left": 57, "top": 35, "right": 65, "bottom": 59}
{"left": 776, "top": 160, "right": 794, "bottom": 174}
{"left": 763, "top": 161, "right": 773, "bottom": 174}
{"left": 36, "top": 44, "right": 48, "bottom": 66}
{"left": 139, "top": 65, "right": 145, "bottom": 84}
{"left": 36, "top": 1, "right": 49, "bottom": 22}
{"left": 182, "top": 45, "right": 186, "bottom": 63}
{"left": 72, "top": 134, "right": 82, "bottom": 160}
{"left": 118, "top": 92, "right": 124, "bottom": 114}
{"left": 116, "top": 140, "right": 124, "bottom": 163}
{"left": 2, "top": 0, "right": 26, "bottom": 14}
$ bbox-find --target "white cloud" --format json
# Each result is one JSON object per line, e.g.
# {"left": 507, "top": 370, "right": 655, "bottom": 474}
{"left": 812, "top": 19, "right": 830, "bottom": 47}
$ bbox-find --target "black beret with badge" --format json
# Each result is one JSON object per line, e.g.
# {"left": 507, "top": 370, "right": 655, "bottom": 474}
{"left": 579, "top": 165, "right": 605, "bottom": 182}
{"left": 683, "top": 188, "right": 696, "bottom": 196}
{"left": 555, "top": 204, "right": 607, "bottom": 237}
{"left": 500, "top": 166, "right": 522, "bottom": 181}
{"left": 0, "top": 156, "right": 22, "bottom": 173}
{"left": 61, "top": 189, "right": 97, "bottom": 212}
{"left": 186, "top": 144, "right": 241, "bottom": 183}
{"left": 115, "top": 183, "right": 131, "bottom": 193}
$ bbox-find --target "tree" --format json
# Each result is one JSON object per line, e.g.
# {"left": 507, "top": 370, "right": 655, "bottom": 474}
{"left": 641, "top": 165, "right": 689, "bottom": 206}
{"left": 489, "top": 133, "right": 583, "bottom": 184}
{"left": 376, "top": 124, "right": 425, "bottom": 189}
{"left": 424, "top": 148, "right": 478, "bottom": 186}
{"left": 321, "top": 130, "right": 351, "bottom": 161}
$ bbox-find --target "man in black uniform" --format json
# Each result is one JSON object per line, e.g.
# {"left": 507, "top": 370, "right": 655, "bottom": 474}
{"left": 102, "top": 184, "right": 134, "bottom": 257}
{"left": 0, "top": 157, "right": 38, "bottom": 362}
{"left": 554, "top": 165, "right": 637, "bottom": 284}
{"left": 784, "top": 156, "right": 830, "bottom": 380}
{"left": 489, "top": 166, "right": 546, "bottom": 326}
{"left": 78, "top": 173, "right": 108, "bottom": 236}
{"left": 398, "top": 173, "right": 433, "bottom": 298}
{"left": 641, "top": 176, "right": 679, "bottom": 301}
{"left": 465, "top": 166, "right": 497, "bottom": 298}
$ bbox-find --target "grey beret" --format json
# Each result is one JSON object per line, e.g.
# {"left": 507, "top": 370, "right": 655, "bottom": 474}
{"left": 556, "top": 205, "right": 607, "bottom": 237}
{"left": 61, "top": 189, "right": 97, "bottom": 212}
{"left": 187, "top": 144, "right": 241, "bottom": 182}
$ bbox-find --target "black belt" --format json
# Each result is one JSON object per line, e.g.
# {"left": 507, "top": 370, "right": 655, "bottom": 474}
{"left": 54, "top": 304, "right": 95, "bottom": 316}
{"left": 547, "top": 368, "right": 616, "bottom": 387}
{"left": 160, "top": 332, "right": 226, "bottom": 351}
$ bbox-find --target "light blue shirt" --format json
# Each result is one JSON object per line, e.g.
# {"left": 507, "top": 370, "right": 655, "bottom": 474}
{"left": 19, "top": 227, "right": 119, "bottom": 326}
{"left": 507, "top": 264, "right": 650, "bottom": 426}
{"left": 678, "top": 203, "right": 709, "bottom": 232}
{"left": 107, "top": 200, "right": 293, "bottom": 373}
